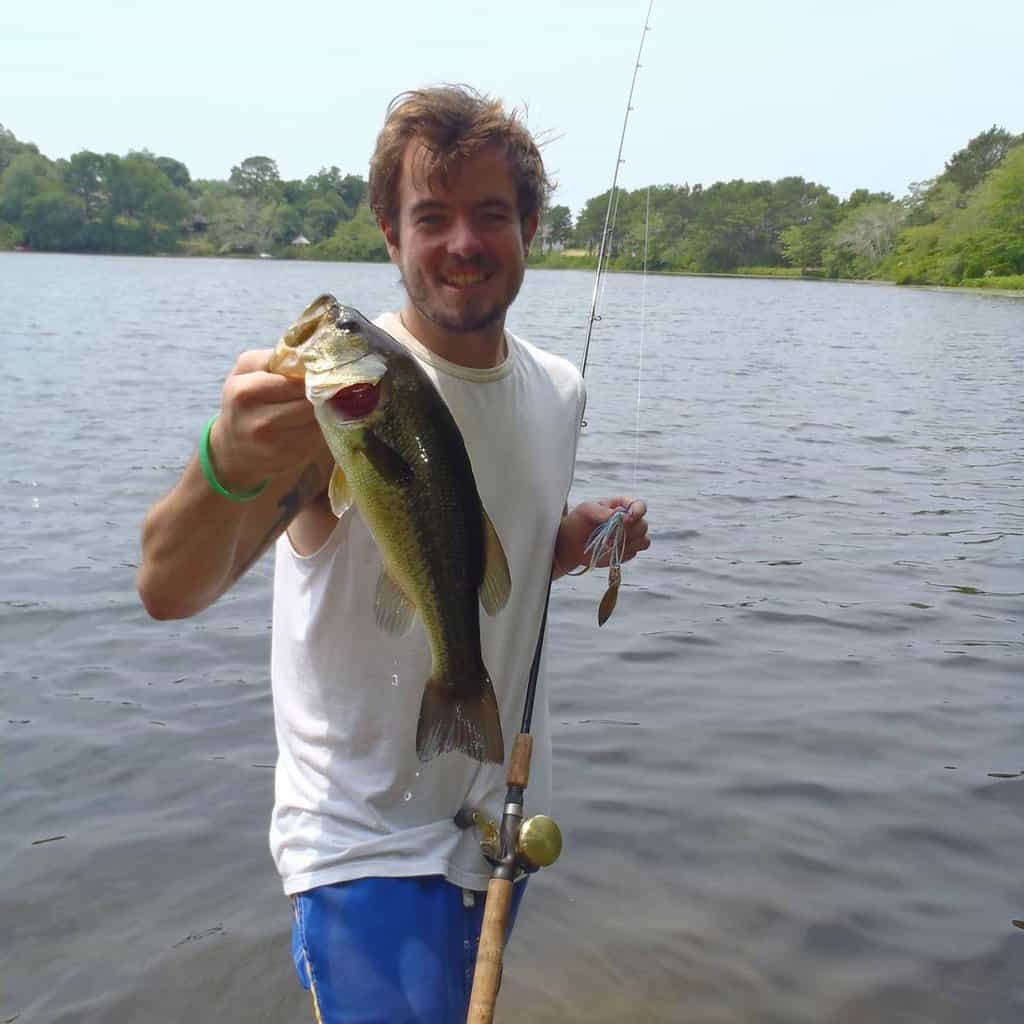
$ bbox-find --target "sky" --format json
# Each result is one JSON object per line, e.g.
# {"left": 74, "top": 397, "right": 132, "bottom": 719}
{"left": 3, "top": 0, "right": 1022, "bottom": 217}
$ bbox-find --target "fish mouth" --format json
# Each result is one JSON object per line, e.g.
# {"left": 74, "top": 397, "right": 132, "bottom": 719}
{"left": 307, "top": 352, "right": 387, "bottom": 404}
{"left": 327, "top": 380, "right": 383, "bottom": 421}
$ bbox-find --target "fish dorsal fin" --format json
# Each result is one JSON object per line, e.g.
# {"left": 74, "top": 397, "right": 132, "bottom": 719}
{"left": 375, "top": 568, "right": 416, "bottom": 636}
{"left": 328, "top": 465, "right": 353, "bottom": 518}
{"left": 479, "top": 510, "right": 511, "bottom": 616}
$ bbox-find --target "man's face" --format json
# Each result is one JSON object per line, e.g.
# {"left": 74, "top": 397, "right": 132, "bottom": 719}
{"left": 381, "top": 142, "right": 539, "bottom": 340}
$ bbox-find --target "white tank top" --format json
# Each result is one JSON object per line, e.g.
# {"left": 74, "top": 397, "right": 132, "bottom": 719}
{"left": 269, "top": 312, "right": 584, "bottom": 894}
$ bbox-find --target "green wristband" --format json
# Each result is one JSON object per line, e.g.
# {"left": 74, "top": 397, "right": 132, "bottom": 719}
{"left": 199, "top": 414, "right": 268, "bottom": 502}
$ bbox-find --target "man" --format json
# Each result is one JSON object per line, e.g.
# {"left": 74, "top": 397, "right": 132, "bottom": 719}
{"left": 138, "top": 85, "right": 649, "bottom": 1023}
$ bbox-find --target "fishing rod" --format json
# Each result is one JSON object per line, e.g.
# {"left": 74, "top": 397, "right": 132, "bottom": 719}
{"left": 463, "top": 5, "right": 655, "bottom": 1022}
{"left": 581, "top": 0, "right": 655, "bottom": 380}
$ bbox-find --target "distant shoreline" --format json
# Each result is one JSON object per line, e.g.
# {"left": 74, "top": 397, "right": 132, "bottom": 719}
{"left": 5, "top": 248, "right": 1021, "bottom": 293}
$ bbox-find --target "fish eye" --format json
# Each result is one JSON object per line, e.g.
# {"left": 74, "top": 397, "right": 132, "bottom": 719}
{"left": 337, "top": 318, "right": 359, "bottom": 334}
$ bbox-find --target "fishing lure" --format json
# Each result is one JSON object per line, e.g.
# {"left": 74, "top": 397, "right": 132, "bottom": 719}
{"left": 571, "top": 507, "right": 629, "bottom": 625}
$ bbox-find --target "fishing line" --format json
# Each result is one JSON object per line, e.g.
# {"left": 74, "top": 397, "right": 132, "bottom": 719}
{"left": 634, "top": 184, "right": 651, "bottom": 487}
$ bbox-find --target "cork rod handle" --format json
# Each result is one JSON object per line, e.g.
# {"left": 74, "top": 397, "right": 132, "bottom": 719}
{"left": 467, "top": 876, "right": 514, "bottom": 1023}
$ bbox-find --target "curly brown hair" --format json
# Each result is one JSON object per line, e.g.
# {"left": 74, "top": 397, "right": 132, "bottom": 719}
{"left": 369, "top": 84, "right": 551, "bottom": 233}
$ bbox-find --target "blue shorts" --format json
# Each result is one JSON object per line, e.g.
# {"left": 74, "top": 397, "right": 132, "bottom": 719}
{"left": 290, "top": 875, "right": 527, "bottom": 1024}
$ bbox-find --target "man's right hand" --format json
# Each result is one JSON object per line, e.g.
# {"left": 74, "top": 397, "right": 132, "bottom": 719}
{"left": 208, "top": 349, "right": 324, "bottom": 492}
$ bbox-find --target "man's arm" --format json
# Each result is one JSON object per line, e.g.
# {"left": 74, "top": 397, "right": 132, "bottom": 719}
{"left": 136, "top": 349, "right": 333, "bottom": 620}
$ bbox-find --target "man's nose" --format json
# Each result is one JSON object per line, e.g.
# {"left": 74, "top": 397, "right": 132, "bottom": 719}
{"left": 446, "top": 217, "right": 484, "bottom": 259}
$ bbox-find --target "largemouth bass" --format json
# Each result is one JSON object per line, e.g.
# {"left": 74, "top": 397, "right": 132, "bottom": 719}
{"left": 268, "top": 295, "right": 511, "bottom": 765}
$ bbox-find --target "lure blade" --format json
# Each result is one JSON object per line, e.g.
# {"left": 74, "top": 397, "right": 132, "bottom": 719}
{"left": 598, "top": 566, "right": 621, "bottom": 626}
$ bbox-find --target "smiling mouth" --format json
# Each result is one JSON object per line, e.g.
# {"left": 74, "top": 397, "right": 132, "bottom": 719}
{"left": 440, "top": 270, "right": 491, "bottom": 288}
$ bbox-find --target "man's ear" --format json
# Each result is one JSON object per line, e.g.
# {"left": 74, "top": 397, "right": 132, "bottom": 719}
{"left": 521, "top": 209, "right": 540, "bottom": 255}
{"left": 378, "top": 216, "right": 400, "bottom": 262}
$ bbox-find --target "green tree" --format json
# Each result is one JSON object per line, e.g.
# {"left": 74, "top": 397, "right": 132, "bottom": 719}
{"left": 846, "top": 188, "right": 895, "bottom": 210}
{"left": 304, "top": 195, "right": 349, "bottom": 241}
{"left": 780, "top": 192, "right": 842, "bottom": 269}
{"left": 268, "top": 202, "right": 304, "bottom": 245}
{"left": 829, "top": 201, "right": 903, "bottom": 274}
{"left": 155, "top": 156, "right": 192, "bottom": 192}
{"left": 0, "top": 220, "right": 20, "bottom": 248}
{"left": 314, "top": 204, "right": 388, "bottom": 261}
{"left": 0, "top": 124, "right": 40, "bottom": 175}
{"left": 956, "top": 145, "right": 1024, "bottom": 277}
{"left": 306, "top": 166, "right": 367, "bottom": 211}
{"left": 103, "top": 153, "right": 191, "bottom": 251}
{"left": 60, "top": 151, "right": 108, "bottom": 218}
{"left": 229, "top": 156, "right": 281, "bottom": 198}
{"left": 203, "top": 194, "right": 268, "bottom": 254}
{"left": 541, "top": 204, "right": 572, "bottom": 250}
{"left": 574, "top": 190, "right": 612, "bottom": 254}
{"left": 23, "top": 189, "right": 86, "bottom": 249}
{"left": 0, "top": 152, "right": 57, "bottom": 222}
{"left": 780, "top": 225, "right": 815, "bottom": 269}
{"left": 940, "top": 125, "right": 1020, "bottom": 193}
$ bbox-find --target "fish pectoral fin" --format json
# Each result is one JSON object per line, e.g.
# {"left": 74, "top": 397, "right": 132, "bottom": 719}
{"left": 375, "top": 568, "right": 416, "bottom": 636}
{"left": 328, "top": 465, "right": 354, "bottom": 518}
{"left": 362, "top": 431, "right": 414, "bottom": 487}
{"left": 479, "top": 509, "right": 511, "bottom": 615}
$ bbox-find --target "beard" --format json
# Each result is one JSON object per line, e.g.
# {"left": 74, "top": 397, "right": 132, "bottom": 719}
{"left": 399, "top": 258, "right": 525, "bottom": 335}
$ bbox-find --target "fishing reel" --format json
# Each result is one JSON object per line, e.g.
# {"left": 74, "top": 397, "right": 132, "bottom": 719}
{"left": 455, "top": 805, "right": 563, "bottom": 875}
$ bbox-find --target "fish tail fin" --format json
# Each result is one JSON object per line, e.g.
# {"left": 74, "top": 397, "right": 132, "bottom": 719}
{"left": 416, "top": 671, "right": 505, "bottom": 765}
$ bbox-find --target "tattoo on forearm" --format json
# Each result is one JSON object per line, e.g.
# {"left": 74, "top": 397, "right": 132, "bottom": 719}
{"left": 231, "top": 462, "right": 323, "bottom": 581}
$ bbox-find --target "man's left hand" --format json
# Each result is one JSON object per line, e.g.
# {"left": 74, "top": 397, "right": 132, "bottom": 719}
{"left": 553, "top": 497, "right": 650, "bottom": 578}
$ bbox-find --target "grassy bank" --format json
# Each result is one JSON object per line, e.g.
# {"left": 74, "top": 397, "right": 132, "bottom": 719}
{"left": 527, "top": 251, "right": 595, "bottom": 270}
{"left": 960, "top": 275, "right": 1024, "bottom": 290}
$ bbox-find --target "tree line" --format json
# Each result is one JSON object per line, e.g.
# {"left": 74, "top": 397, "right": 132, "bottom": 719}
{"left": 539, "top": 126, "right": 1023, "bottom": 287}
{"left": 1, "top": 124, "right": 1021, "bottom": 287}
{"left": 0, "top": 133, "right": 386, "bottom": 261}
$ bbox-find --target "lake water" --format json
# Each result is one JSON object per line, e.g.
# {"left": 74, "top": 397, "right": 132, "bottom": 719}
{"left": 1, "top": 253, "right": 1022, "bottom": 1023}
